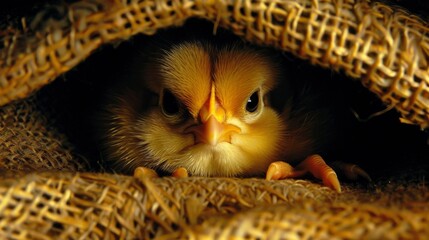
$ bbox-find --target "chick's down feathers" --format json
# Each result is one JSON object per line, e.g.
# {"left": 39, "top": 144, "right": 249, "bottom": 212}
{"left": 97, "top": 29, "right": 343, "bottom": 180}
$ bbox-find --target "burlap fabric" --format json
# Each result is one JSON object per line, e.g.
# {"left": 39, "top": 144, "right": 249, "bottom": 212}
{"left": 0, "top": 0, "right": 428, "bottom": 239}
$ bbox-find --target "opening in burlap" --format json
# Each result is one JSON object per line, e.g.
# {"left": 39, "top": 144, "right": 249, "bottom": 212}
{"left": 0, "top": 0, "right": 428, "bottom": 239}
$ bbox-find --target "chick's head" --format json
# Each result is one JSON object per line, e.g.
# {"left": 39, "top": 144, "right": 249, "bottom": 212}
{"left": 106, "top": 41, "right": 288, "bottom": 177}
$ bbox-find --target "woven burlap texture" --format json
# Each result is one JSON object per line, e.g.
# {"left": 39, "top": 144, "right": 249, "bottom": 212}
{"left": 1, "top": 172, "right": 428, "bottom": 239}
{"left": 1, "top": 0, "right": 429, "bottom": 127}
{"left": 0, "top": 0, "right": 428, "bottom": 239}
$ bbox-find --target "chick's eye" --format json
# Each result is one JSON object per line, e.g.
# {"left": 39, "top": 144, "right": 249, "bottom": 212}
{"left": 161, "top": 90, "right": 181, "bottom": 116}
{"left": 246, "top": 90, "right": 260, "bottom": 113}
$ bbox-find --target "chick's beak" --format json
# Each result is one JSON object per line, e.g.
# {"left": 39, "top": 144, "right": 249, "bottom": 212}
{"left": 186, "top": 85, "right": 241, "bottom": 146}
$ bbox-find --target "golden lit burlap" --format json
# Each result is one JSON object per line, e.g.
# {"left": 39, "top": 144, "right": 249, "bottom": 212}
{"left": 0, "top": 0, "right": 428, "bottom": 239}
{"left": 1, "top": 0, "right": 428, "bottom": 127}
{"left": 1, "top": 173, "right": 428, "bottom": 239}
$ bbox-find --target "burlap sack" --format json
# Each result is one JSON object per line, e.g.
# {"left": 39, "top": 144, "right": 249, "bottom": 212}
{"left": 0, "top": 0, "right": 428, "bottom": 239}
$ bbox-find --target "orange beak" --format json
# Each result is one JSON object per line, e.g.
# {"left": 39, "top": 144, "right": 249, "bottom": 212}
{"left": 186, "top": 85, "right": 241, "bottom": 146}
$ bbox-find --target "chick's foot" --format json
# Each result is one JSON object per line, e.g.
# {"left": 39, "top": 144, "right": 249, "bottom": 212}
{"left": 266, "top": 154, "right": 341, "bottom": 192}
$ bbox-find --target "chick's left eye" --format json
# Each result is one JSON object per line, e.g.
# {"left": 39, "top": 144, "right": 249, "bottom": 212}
{"left": 246, "top": 90, "right": 260, "bottom": 113}
{"left": 161, "top": 90, "right": 181, "bottom": 116}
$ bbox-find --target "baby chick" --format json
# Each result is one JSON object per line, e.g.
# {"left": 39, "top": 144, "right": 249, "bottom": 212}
{"left": 96, "top": 24, "right": 368, "bottom": 192}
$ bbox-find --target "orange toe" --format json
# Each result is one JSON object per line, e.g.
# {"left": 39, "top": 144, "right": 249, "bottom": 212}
{"left": 323, "top": 171, "right": 341, "bottom": 193}
{"left": 133, "top": 166, "right": 159, "bottom": 179}
{"left": 297, "top": 155, "right": 341, "bottom": 192}
{"left": 266, "top": 161, "right": 306, "bottom": 180}
{"left": 172, "top": 167, "right": 189, "bottom": 178}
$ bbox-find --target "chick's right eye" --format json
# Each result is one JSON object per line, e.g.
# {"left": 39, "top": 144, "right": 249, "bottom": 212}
{"left": 246, "top": 90, "right": 260, "bottom": 113}
{"left": 161, "top": 90, "right": 181, "bottom": 116}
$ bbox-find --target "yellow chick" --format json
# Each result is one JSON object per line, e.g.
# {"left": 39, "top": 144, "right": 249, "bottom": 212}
{"left": 97, "top": 24, "right": 369, "bottom": 192}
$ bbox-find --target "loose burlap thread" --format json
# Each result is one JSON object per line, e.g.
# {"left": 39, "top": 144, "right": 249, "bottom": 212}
{"left": 0, "top": 0, "right": 428, "bottom": 239}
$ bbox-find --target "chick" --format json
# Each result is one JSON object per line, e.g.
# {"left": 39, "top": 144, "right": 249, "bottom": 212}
{"left": 96, "top": 25, "right": 368, "bottom": 192}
